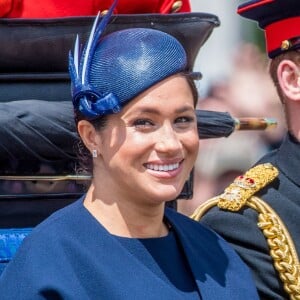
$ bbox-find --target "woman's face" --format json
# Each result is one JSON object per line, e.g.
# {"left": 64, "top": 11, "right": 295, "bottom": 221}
{"left": 94, "top": 74, "right": 199, "bottom": 205}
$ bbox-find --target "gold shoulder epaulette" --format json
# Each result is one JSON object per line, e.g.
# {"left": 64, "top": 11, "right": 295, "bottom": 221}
{"left": 217, "top": 163, "right": 278, "bottom": 211}
{"left": 191, "top": 163, "right": 279, "bottom": 219}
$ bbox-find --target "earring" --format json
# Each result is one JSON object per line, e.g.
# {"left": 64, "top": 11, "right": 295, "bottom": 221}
{"left": 92, "top": 149, "right": 98, "bottom": 158}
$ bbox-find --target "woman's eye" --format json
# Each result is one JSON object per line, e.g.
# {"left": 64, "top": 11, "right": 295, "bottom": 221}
{"left": 133, "top": 119, "right": 154, "bottom": 128}
{"left": 175, "top": 116, "right": 194, "bottom": 124}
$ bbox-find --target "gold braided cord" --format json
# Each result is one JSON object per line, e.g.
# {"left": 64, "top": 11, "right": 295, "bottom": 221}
{"left": 190, "top": 196, "right": 300, "bottom": 300}
{"left": 248, "top": 196, "right": 300, "bottom": 300}
{"left": 190, "top": 197, "right": 219, "bottom": 221}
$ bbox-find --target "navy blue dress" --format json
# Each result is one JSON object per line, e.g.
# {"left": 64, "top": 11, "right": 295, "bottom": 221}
{"left": 0, "top": 198, "right": 259, "bottom": 299}
{"left": 115, "top": 230, "right": 200, "bottom": 299}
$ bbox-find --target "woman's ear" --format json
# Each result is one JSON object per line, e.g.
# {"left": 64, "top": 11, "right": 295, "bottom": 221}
{"left": 277, "top": 59, "right": 300, "bottom": 102}
{"left": 77, "top": 120, "right": 101, "bottom": 154}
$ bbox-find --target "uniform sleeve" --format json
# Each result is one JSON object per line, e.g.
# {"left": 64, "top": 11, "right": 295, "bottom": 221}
{"left": 0, "top": 0, "right": 14, "bottom": 17}
{"left": 199, "top": 206, "right": 289, "bottom": 300}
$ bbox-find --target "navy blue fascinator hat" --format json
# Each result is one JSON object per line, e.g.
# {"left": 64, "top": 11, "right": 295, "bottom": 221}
{"left": 87, "top": 28, "right": 187, "bottom": 115}
{"left": 69, "top": 1, "right": 219, "bottom": 119}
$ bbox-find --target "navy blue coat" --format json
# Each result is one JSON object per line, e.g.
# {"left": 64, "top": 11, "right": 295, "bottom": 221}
{"left": 199, "top": 133, "right": 300, "bottom": 299}
{"left": 0, "top": 198, "right": 258, "bottom": 299}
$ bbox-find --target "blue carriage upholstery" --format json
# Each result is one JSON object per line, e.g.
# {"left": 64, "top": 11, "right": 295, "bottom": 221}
{"left": 0, "top": 228, "right": 32, "bottom": 273}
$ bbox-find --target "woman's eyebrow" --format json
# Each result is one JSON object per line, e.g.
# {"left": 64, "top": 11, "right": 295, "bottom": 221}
{"left": 130, "top": 105, "right": 194, "bottom": 115}
{"left": 174, "top": 106, "right": 195, "bottom": 114}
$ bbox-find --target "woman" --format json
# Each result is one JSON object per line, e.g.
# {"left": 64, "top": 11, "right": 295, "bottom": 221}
{"left": 0, "top": 3, "right": 259, "bottom": 299}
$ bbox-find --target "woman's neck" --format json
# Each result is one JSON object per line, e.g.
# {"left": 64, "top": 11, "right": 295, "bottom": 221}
{"left": 83, "top": 185, "right": 169, "bottom": 238}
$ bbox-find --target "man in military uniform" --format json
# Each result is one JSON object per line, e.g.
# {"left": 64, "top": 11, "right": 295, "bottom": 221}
{"left": 192, "top": 1, "right": 300, "bottom": 299}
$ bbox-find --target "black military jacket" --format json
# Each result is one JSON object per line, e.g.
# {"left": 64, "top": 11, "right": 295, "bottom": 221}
{"left": 199, "top": 133, "right": 300, "bottom": 300}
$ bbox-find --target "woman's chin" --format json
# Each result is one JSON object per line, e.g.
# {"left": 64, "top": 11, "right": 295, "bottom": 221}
{"left": 148, "top": 186, "right": 182, "bottom": 203}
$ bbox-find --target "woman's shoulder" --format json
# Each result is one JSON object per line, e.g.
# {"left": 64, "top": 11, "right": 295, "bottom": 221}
{"left": 22, "top": 198, "right": 84, "bottom": 244}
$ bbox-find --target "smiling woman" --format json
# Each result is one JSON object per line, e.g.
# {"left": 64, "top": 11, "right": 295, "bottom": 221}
{"left": 0, "top": 1, "right": 259, "bottom": 299}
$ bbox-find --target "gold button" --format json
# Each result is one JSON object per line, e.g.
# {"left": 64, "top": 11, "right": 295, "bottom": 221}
{"left": 171, "top": 1, "right": 183, "bottom": 13}
{"left": 101, "top": 9, "right": 109, "bottom": 16}
{"left": 281, "top": 40, "right": 291, "bottom": 50}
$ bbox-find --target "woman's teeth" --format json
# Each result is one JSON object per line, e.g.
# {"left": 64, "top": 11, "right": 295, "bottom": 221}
{"left": 146, "top": 163, "right": 179, "bottom": 172}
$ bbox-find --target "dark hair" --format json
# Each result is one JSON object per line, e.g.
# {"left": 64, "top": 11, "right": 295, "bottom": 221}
{"left": 74, "top": 73, "right": 199, "bottom": 174}
{"left": 184, "top": 73, "right": 199, "bottom": 107}
{"left": 74, "top": 111, "right": 108, "bottom": 175}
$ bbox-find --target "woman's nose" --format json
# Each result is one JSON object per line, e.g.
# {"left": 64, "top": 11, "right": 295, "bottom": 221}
{"left": 155, "top": 124, "right": 182, "bottom": 153}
